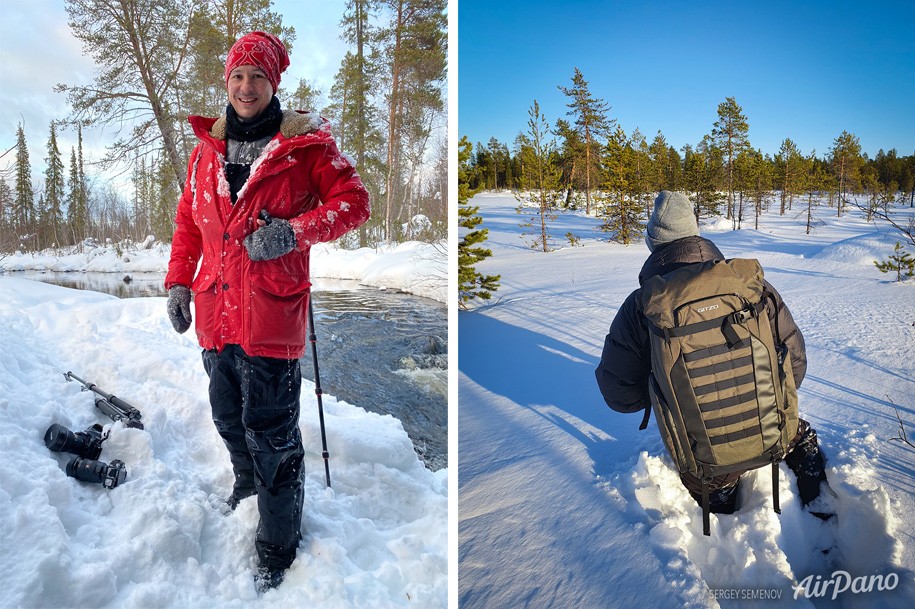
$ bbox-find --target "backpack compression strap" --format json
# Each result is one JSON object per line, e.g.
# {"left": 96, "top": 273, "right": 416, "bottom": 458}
{"left": 639, "top": 302, "right": 765, "bottom": 433}
{"left": 648, "top": 300, "right": 766, "bottom": 348}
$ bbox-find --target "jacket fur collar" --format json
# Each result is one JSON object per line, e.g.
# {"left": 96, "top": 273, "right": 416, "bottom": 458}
{"left": 209, "top": 109, "right": 324, "bottom": 141}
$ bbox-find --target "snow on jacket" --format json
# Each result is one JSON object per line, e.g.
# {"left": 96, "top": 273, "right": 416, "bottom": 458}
{"left": 165, "top": 110, "right": 370, "bottom": 359}
{"left": 595, "top": 235, "right": 807, "bottom": 413}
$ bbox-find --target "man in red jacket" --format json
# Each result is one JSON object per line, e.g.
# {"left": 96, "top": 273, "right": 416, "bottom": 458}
{"left": 165, "top": 31, "right": 370, "bottom": 592}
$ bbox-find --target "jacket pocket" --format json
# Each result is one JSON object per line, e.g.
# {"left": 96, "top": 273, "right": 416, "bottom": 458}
{"left": 191, "top": 268, "right": 219, "bottom": 347}
{"left": 248, "top": 271, "right": 311, "bottom": 354}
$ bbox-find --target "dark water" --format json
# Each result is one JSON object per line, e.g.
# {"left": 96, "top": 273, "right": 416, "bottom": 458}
{"left": 13, "top": 271, "right": 448, "bottom": 471}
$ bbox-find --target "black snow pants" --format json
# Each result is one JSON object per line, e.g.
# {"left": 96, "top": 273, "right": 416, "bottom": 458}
{"left": 202, "top": 344, "right": 305, "bottom": 571}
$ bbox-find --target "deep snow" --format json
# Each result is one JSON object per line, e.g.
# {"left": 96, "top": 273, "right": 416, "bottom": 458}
{"left": 0, "top": 240, "right": 448, "bottom": 608}
{"left": 459, "top": 192, "right": 915, "bottom": 609}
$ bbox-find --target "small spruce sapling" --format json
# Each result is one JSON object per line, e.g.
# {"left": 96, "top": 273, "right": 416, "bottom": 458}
{"left": 874, "top": 241, "right": 915, "bottom": 282}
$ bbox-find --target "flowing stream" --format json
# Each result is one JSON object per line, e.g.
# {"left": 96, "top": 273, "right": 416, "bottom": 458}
{"left": 13, "top": 271, "right": 448, "bottom": 471}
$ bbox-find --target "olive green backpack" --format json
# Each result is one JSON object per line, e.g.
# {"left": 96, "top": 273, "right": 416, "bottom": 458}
{"left": 639, "top": 258, "right": 799, "bottom": 535}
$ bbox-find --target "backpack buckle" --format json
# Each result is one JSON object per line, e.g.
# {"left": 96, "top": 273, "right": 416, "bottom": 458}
{"left": 730, "top": 308, "right": 753, "bottom": 325}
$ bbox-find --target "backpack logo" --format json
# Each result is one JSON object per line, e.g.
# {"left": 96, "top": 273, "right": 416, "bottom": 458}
{"left": 696, "top": 304, "right": 719, "bottom": 313}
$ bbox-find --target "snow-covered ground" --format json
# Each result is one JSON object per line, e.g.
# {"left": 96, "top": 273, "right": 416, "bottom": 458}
{"left": 0, "top": 239, "right": 447, "bottom": 303}
{"left": 0, "top": 241, "right": 448, "bottom": 608}
{"left": 459, "top": 191, "right": 915, "bottom": 609}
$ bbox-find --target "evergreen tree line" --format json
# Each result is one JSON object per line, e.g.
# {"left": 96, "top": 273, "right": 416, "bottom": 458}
{"left": 464, "top": 68, "right": 915, "bottom": 246}
{"left": 1, "top": 0, "right": 446, "bottom": 254}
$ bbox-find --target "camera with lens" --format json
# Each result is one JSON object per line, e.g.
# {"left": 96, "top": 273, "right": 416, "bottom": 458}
{"left": 44, "top": 423, "right": 106, "bottom": 460}
{"left": 44, "top": 422, "right": 128, "bottom": 489}
{"left": 66, "top": 457, "right": 127, "bottom": 489}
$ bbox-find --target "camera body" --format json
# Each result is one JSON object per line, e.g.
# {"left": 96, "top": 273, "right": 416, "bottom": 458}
{"left": 44, "top": 423, "right": 105, "bottom": 460}
{"left": 66, "top": 457, "right": 127, "bottom": 489}
{"left": 43, "top": 422, "right": 128, "bottom": 488}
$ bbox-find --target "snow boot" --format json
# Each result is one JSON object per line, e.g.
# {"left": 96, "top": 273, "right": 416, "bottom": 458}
{"left": 784, "top": 425, "right": 827, "bottom": 504}
{"left": 784, "top": 422, "right": 832, "bottom": 518}
{"left": 708, "top": 481, "right": 741, "bottom": 515}
{"left": 254, "top": 565, "right": 286, "bottom": 593}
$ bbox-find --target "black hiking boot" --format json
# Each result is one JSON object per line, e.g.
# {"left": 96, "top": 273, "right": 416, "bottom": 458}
{"left": 708, "top": 482, "right": 741, "bottom": 514}
{"left": 254, "top": 565, "right": 286, "bottom": 593}
{"left": 784, "top": 424, "right": 828, "bottom": 507}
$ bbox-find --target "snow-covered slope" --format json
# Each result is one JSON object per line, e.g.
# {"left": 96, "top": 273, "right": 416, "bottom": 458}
{"left": 459, "top": 192, "right": 915, "bottom": 608}
{"left": 0, "top": 277, "right": 447, "bottom": 608}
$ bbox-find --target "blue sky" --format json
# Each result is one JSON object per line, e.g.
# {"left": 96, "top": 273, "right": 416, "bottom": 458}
{"left": 458, "top": 0, "right": 915, "bottom": 159}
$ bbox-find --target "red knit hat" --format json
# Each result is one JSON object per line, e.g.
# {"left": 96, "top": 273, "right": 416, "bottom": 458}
{"left": 224, "top": 31, "right": 290, "bottom": 93}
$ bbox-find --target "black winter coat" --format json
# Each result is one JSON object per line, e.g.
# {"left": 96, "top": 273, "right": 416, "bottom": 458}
{"left": 595, "top": 236, "right": 807, "bottom": 413}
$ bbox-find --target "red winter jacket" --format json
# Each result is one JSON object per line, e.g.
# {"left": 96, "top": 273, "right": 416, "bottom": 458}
{"left": 165, "top": 110, "right": 370, "bottom": 359}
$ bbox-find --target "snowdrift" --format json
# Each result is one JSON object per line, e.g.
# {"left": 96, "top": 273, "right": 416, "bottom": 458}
{"left": 0, "top": 277, "right": 447, "bottom": 608}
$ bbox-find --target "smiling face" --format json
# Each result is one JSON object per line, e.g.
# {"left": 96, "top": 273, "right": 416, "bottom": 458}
{"left": 227, "top": 65, "right": 274, "bottom": 120}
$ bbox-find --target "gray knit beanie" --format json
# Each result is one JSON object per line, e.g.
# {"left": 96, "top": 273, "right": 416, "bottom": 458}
{"left": 645, "top": 190, "right": 699, "bottom": 252}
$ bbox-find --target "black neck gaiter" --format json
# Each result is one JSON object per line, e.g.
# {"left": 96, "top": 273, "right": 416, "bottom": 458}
{"left": 224, "top": 97, "right": 282, "bottom": 203}
{"left": 225, "top": 96, "right": 283, "bottom": 142}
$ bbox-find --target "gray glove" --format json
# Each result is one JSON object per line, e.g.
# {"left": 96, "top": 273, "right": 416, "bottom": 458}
{"left": 167, "top": 285, "right": 192, "bottom": 334}
{"left": 244, "top": 212, "right": 296, "bottom": 261}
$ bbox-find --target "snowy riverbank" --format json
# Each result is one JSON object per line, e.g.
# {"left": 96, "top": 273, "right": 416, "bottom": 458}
{"left": 459, "top": 191, "right": 915, "bottom": 609}
{"left": 0, "top": 239, "right": 447, "bottom": 303}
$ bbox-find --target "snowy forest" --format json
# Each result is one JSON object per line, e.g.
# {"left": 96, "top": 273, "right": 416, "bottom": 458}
{"left": 0, "top": 0, "right": 447, "bottom": 254}
{"left": 461, "top": 68, "right": 915, "bottom": 253}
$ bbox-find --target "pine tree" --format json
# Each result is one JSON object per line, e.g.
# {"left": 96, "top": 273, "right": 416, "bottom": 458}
{"left": 67, "top": 125, "right": 90, "bottom": 244}
{"left": 289, "top": 79, "right": 324, "bottom": 112}
{"left": 599, "top": 124, "right": 642, "bottom": 244}
{"left": 860, "top": 165, "right": 881, "bottom": 222}
{"left": 58, "top": 0, "right": 193, "bottom": 194}
{"left": 776, "top": 138, "right": 803, "bottom": 214}
{"left": 513, "top": 133, "right": 534, "bottom": 193}
{"left": 802, "top": 150, "right": 829, "bottom": 235}
{"left": 43, "top": 122, "right": 66, "bottom": 247}
{"left": 554, "top": 118, "right": 585, "bottom": 208}
{"left": 13, "top": 123, "right": 34, "bottom": 237}
{"left": 648, "top": 130, "right": 669, "bottom": 194}
{"left": 738, "top": 148, "right": 771, "bottom": 230}
{"left": 630, "top": 128, "right": 650, "bottom": 218}
{"left": 711, "top": 96, "right": 750, "bottom": 223}
{"left": 458, "top": 136, "right": 500, "bottom": 307}
{"left": 0, "top": 179, "right": 13, "bottom": 250}
{"left": 830, "top": 131, "right": 863, "bottom": 217}
{"left": 874, "top": 242, "right": 915, "bottom": 282}
{"left": 665, "top": 145, "right": 683, "bottom": 191}
{"left": 558, "top": 68, "right": 614, "bottom": 215}
{"left": 517, "top": 101, "right": 560, "bottom": 252}
{"left": 380, "top": 0, "right": 447, "bottom": 243}
{"left": 332, "top": 0, "right": 385, "bottom": 248}
{"left": 683, "top": 138, "right": 724, "bottom": 219}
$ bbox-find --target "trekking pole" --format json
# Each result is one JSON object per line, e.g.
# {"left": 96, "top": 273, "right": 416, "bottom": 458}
{"left": 308, "top": 296, "right": 332, "bottom": 488}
